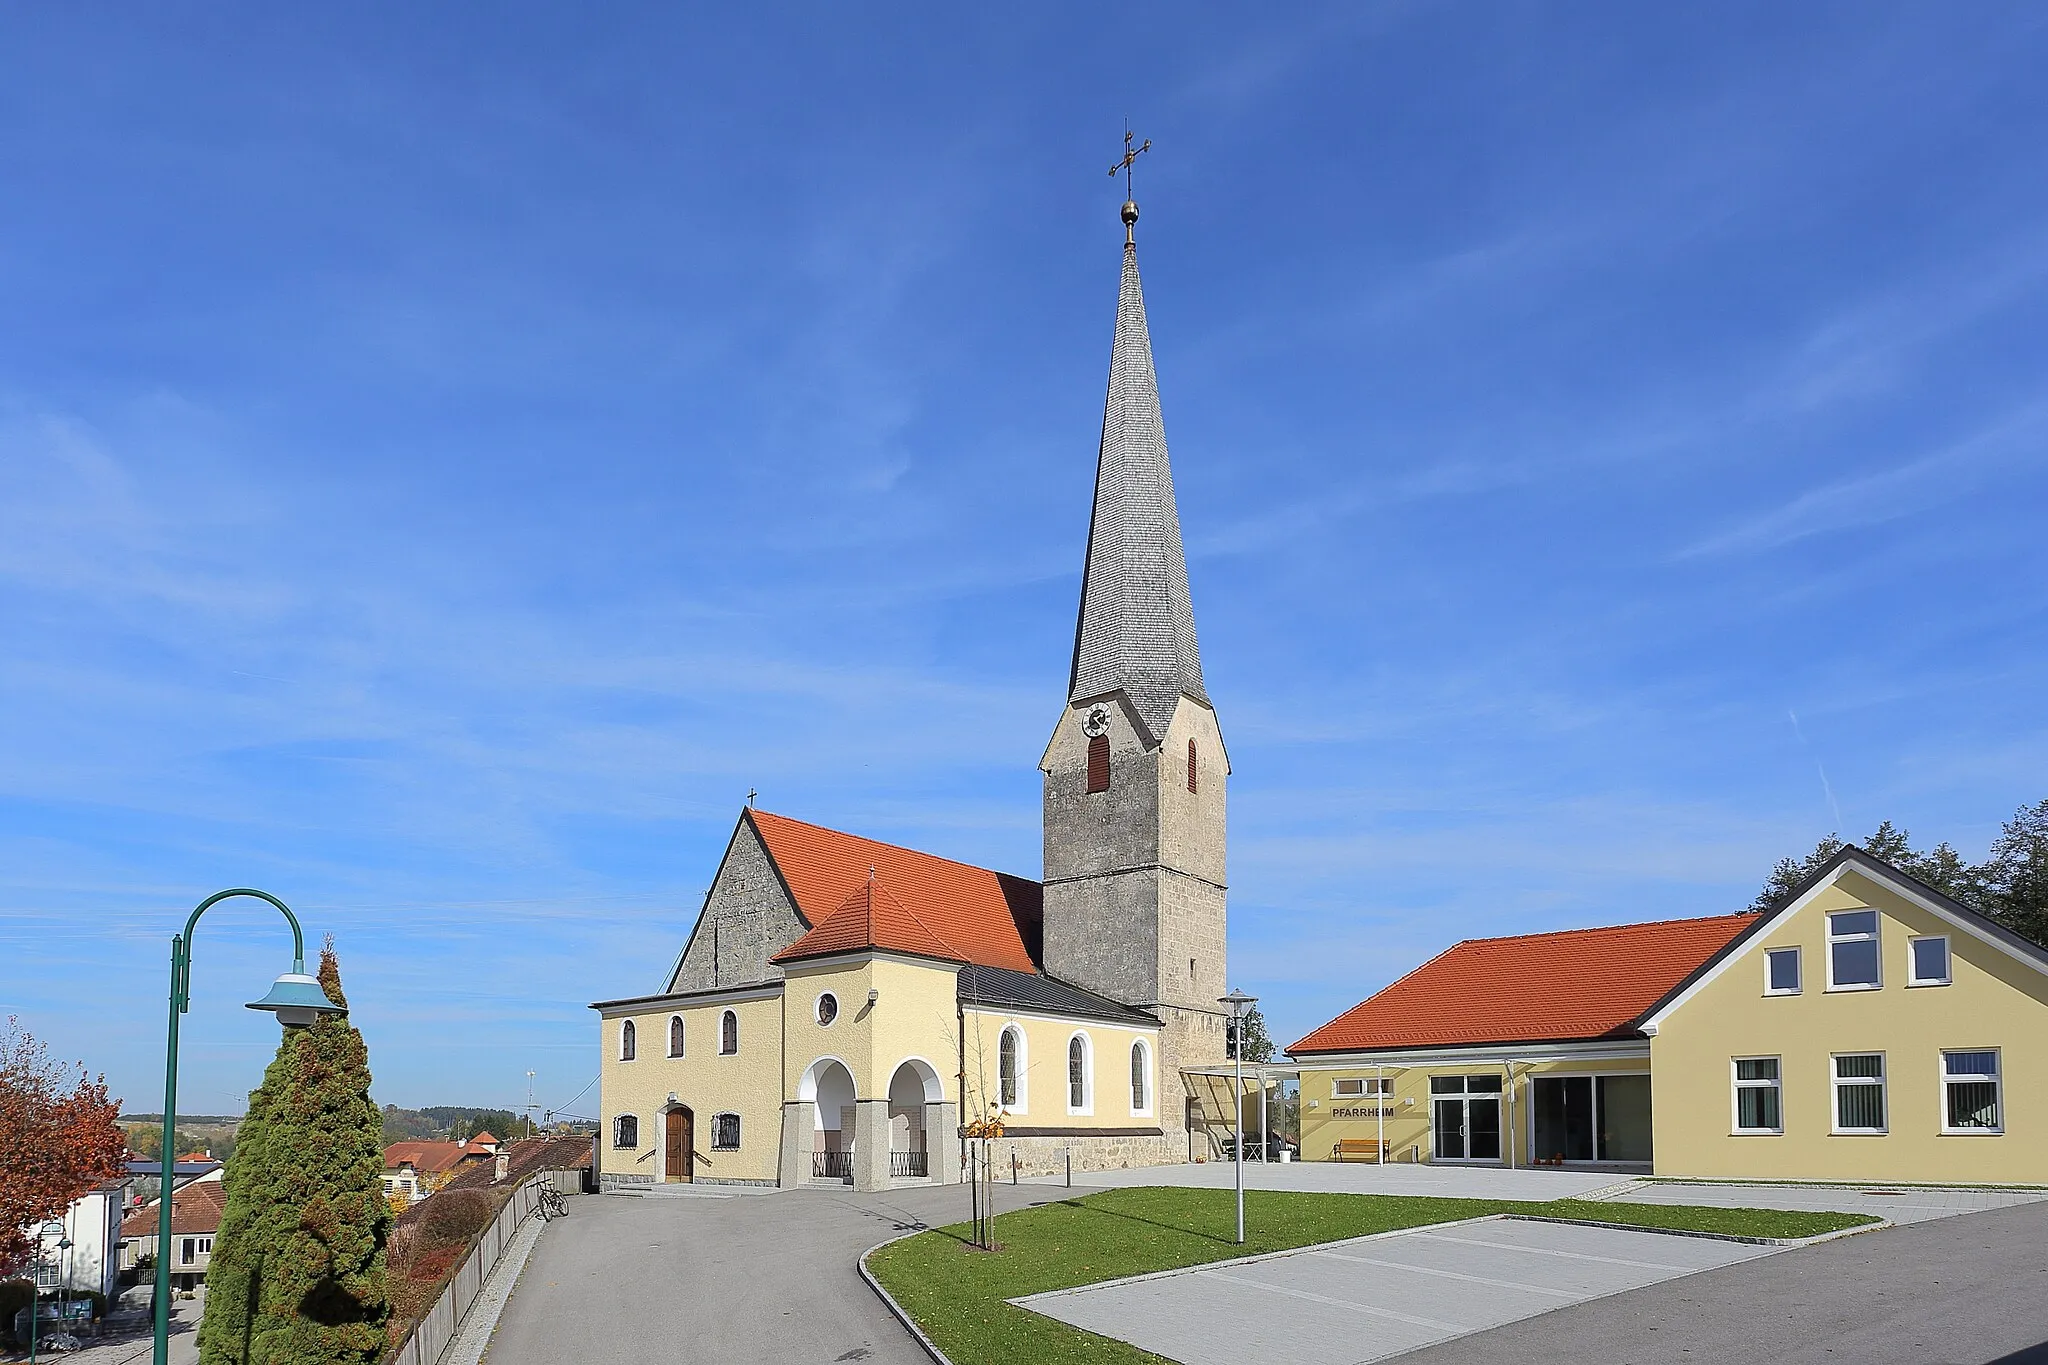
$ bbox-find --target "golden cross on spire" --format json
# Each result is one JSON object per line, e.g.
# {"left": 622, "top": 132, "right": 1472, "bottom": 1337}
{"left": 1110, "top": 126, "right": 1151, "bottom": 242}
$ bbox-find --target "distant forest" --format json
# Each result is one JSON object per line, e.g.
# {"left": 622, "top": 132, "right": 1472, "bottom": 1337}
{"left": 379, "top": 1104, "right": 532, "bottom": 1146}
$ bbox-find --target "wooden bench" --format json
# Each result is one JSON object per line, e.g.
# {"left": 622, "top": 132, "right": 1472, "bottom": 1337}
{"left": 1332, "top": 1138, "right": 1389, "bottom": 1163}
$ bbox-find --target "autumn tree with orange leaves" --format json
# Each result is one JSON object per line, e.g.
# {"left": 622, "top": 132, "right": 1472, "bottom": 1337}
{"left": 0, "top": 1018, "right": 126, "bottom": 1276}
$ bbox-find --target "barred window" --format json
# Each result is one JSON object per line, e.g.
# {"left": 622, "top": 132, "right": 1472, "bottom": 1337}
{"left": 711, "top": 1113, "right": 741, "bottom": 1150}
{"left": 613, "top": 1114, "right": 640, "bottom": 1148}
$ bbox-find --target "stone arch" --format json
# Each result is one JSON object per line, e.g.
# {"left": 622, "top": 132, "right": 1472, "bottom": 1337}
{"left": 799, "top": 1055, "right": 858, "bottom": 1172}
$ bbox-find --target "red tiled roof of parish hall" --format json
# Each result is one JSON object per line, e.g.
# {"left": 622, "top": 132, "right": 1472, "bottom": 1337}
{"left": 748, "top": 810, "right": 1041, "bottom": 972}
{"left": 1288, "top": 911, "right": 1760, "bottom": 1054}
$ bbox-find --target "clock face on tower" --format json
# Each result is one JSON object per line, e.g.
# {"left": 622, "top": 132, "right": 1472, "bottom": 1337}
{"left": 1082, "top": 704, "right": 1111, "bottom": 738}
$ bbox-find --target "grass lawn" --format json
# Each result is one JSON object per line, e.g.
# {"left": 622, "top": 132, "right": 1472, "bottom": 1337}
{"left": 866, "top": 1186, "right": 1878, "bottom": 1365}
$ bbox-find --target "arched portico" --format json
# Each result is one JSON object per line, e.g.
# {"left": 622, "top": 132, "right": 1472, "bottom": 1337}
{"left": 797, "top": 1056, "right": 857, "bottom": 1183}
{"left": 884, "top": 1056, "right": 958, "bottom": 1185}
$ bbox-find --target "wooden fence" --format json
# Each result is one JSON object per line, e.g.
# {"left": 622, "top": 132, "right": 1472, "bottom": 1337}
{"left": 385, "top": 1168, "right": 581, "bottom": 1365}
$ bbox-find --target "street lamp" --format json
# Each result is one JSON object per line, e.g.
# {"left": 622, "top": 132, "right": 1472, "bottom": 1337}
{"left": 153, "top": 889, "right": 344, "bottom": 1365}
{"left": 1219, "top": 988, "right": 1258, "bottom": 1245}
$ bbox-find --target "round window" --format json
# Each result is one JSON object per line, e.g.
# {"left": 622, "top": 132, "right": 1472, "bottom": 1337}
{"left": 816, "top": 992, "right": 839, "bottom": 1027}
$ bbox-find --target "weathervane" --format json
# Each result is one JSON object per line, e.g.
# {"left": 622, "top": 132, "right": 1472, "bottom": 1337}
{"left": 1109, "top": 125, "right": 1151, "bottom": 243}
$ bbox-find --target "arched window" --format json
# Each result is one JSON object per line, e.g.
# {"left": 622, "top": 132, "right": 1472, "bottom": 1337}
{"left": 999, "top": 1026, "right": 1022, "bottom": 1109}
{"left": 711, "top": 1113, "right": 741, "bottom": 1150}
{"left": 1187, "top": 739, "right": 1199, "bottom": 794}
{"left": 612, "top": 1114, "right": 639, "bottom": 1148}
{"left": 1087, "top": 734, "right": 1110, "bottom": 793}
{"left": 620, "top": 1020, "right": 637, "bottom": 1061}
{"left": 1131, "top": 1040, "right": 1151, "bottom": 1114}
{"left": 720, "top": 1009, "right": 739, "bottom": 1055}
{"left": 668, "top": 1016, "right": 685, "bottom": 1057}
{"left": 1067, "top": 1033, "right": 1092, "bottom": 1113}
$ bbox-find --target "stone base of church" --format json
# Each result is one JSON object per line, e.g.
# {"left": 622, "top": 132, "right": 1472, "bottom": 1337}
{"left": 967, "top": 1131, "right": 1187, "bottom": 1180}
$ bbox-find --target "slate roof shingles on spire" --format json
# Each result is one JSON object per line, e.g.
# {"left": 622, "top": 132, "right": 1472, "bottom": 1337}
{"left": 1069, "top": 233, "right": 1208, "bottom": 745}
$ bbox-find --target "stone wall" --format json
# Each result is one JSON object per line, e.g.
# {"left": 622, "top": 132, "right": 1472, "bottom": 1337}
{"left": 968, "top": 1131, "right": 1185, "bottom": 1179}
{"left": 668, "top": 818, "right": 807, "bottom": 993}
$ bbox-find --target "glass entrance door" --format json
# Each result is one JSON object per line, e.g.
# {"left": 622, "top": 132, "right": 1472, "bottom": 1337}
{"left": 1430, "top": 1074, "right": 1504, "bottom": 1161}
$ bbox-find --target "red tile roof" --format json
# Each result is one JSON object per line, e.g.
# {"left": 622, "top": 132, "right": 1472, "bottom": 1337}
{"left": 749, "top": 810, "right": 1040, "bottom": 972}
{"left": 121, "top": 1179, "right": 225, "bottom": 1238}
{"left": 1289, "top": 912, "right": 1760, "bottom": 1055}
{"left": 382, "top": 1141, "right": 491, "bottom": 1175}
{"left": 773, "top": 876, "right": 968, "bottom": 965}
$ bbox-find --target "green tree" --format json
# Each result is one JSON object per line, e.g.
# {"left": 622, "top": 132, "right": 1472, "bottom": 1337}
{"left": 1749, "top": 834, "right": 1845, "bottom": 912}
{"left": 1979, "top": 799, "right": 2048, "bottom": 947}
{"left": 1226, "top": 1006, "right": 1274, "bottom": 1063}
{"left": 198, "top": 943, "right": 390, "bottom": 1365}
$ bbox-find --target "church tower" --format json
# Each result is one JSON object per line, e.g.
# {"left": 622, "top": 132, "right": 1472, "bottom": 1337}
{"left": 1041, "top": 185, "right": 1228, "bottom": 1137}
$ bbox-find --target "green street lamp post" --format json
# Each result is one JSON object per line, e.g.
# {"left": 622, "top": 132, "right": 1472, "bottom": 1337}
{"left": 153, "top": 889, "right": 345, "bottom": 1365}
{"left": 1220, "top": 986, "right": 1253, "bottom": 1244}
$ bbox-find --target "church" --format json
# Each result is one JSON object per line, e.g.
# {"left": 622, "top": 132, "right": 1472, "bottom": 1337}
{"left": 592, "top": 191, "right": 1233, "bottom": 1190}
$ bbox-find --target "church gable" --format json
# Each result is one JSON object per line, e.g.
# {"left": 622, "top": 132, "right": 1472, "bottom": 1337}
{"left": 667, "top": 812, "right": 809, "bottom": 994}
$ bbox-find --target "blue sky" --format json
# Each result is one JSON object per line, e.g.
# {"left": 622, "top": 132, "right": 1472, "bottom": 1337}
{"left": 3, "top": 5, "right": 2045, "bottom": 1117}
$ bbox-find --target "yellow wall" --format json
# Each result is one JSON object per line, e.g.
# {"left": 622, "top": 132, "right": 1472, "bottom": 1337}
{"left": 781, "top": 956, "right": 962, "bottom": 1105}
{"left": 1298, "top": 1055, "right": 1650, "bottom": 1165}
{"left": 596, "top": 991, "right": 785, "bottom": 1183}
{"left": 1651, "top": 869, "right": 2048, "bottom": 1183}
{"left": 959, "top": 1006, "right": 1163, "bottom": 1129}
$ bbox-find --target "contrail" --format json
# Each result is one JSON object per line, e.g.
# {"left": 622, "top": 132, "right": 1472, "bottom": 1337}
{"left": 1787, "top": 708, "right": 1843, "bottom": 829}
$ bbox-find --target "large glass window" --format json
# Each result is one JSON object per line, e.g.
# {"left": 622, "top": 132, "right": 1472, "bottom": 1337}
{"left": 1942, "top": 1051, "right": 2001, "bottom": 1133}
{"left": 1827, "top": 911, "right": 1881, "bottom": 989}
{"left": 1909, "top": 936, "right": 1951, "bottom": 987}
{"left": 1765, "top": 947, "right": 1802, "bottom": 995}
{"left": 1430, "top": 1074, "right": 1502, "bottom": 1161}
{"left": 1733, "top": 1058, "right": 1782, "bottom": 1133}
{"left": 1833, "top": 1053, "right": 1887, "bottom": 1132}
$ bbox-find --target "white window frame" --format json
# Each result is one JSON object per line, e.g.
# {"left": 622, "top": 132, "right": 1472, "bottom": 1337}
{"left": 1731, "top": 1056, "right": 1783, "bottom": 1135}
{"left": 816, "top": 992, "right": 840, "bottom": 1028}
{"left": 1066, "top": 1031, "right": 1094, "bottom": 1116}
{"left": 997, "top": 1024, "right": 1028, "bottom": 1114}
{"left": 1831, "top": 1052, "right": 1888, "bottom": 1134}
{"left": 667, "top": 1015, "right": 686, "bottom": 1057}
{"left": 710, "top": 1112, "right": 742, "bottom": 1150}
{"left": 1940, "top": 1049, "right": 2002, "bottom": 1135}
{"left": 1907, "top": 935, "right": 1952, "bottom": 987}
{"left": 1763, "top": 946, "right": 1802, "bottom": 996}
{"left": 1129, "top": 1038, "right": 1154, "bottom": 1117}
{"left": 620, "top": 1019, "right": 637, "bottom": 1061}
{"left": 1333, "top": 1076, "right": 1392, "bottom": 1099}
{"left": 719, "top": 1009, "right": 739, "bottom": 1055}
{"left": 1825, "top": 910, "right": 1883, "bottom": 992}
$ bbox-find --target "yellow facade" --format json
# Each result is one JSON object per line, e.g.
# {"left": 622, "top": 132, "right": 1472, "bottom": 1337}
{"left": 780, "top": 955, "right": 963, "bottom": 1107}
{"left": 1298, "top": 1054, "right": 1650, "bottom": 1166}
{"left": 1648, "top": 867, "right": 2048, "bottom": 1183}
{"left": 957, "top": 1005, "right": 1163, "bottom": 1130}
{"left": 595, "top": 987, "right": 786, "bottom": 1184}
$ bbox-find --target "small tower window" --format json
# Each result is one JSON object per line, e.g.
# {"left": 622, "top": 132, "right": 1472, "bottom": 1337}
{"left": 1187, "top": 739, "right": 1198, "bottom": 794}
{"left": 1087, "top": 734, "right": 1110, "bottom": 793}
{"left": 620, "top": 1020, "right": 636, "bottom": 1061}
{"left": 720, "top": 1009, "right": 739, "bottom": 1055}
{"left": 668, "top": 1016, "right": 685, "bottom": 1057}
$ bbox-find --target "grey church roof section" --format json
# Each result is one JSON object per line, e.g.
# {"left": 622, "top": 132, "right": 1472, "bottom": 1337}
{"left": 1068, "top": 226, "right": 1209, "bottom": 745}
{"left": 957, "top": 963, "right": 1161, "bottom": 1026}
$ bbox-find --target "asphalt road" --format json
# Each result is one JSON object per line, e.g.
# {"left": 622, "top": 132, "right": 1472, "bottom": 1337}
{"left": 483, "top": 1182, "right": 1049, "bottom": 1365}
{"left": 1395, "top": 1197, "right": 2048, "bottom": 1365}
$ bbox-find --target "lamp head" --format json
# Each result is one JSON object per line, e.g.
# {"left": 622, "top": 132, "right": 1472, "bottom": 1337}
{"left": 866, "top": 988, "right": 879, "bottom": 1007}
{"left": 246, "top": 971, "right": 344, "bottom": 1029}
{"left": 1218, "top": 988, "right": 1258, "bottom": 1018}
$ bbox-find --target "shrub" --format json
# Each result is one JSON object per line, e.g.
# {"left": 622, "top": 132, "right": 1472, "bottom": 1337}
{"left": 417, "top": 1192, "right": 494, "bottom": 1248}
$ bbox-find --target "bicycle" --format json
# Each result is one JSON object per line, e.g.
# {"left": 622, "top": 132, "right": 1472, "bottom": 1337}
{"left": 536, "top": 1182, "right": 569, "bottom": 1221}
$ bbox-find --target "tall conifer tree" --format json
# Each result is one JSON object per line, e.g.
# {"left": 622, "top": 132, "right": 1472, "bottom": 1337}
{"left": 199, "top": 941, "right": 390, "bottom": 1365}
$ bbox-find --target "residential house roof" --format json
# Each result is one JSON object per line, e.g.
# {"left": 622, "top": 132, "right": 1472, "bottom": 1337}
{"left": 120, "top": 1180, "right": 225, "bottom": 1239}
{"left": 1288, "top": 912, "right": 1761, "bottom": 1056}
{"left": 382, "top": 1140, "right": 494, "bottom": 1175}
{"left": 748, "top": 810, "right": 1040, "bottom": 972}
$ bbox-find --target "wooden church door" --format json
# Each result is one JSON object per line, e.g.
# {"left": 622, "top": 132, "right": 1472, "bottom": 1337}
{"left": 665, "top": 1108, "right": 692, "bottom": 1181}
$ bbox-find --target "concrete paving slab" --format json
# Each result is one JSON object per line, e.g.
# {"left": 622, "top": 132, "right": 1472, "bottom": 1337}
{"left": 1015, "top": 1215, "right": 1776, "bottom": 1365}
{"left": 1606, "top": 1179, "right": 2047, "bottom": 1224}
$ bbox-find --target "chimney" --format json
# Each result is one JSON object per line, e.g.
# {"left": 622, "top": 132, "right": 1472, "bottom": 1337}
{"left": 493, "top": 1152, "right": 509, "bottom": 1184}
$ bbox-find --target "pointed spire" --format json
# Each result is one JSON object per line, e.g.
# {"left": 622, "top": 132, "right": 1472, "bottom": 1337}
{"left": 1068, "top": 206, "right": 1208, "bottom": 743}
